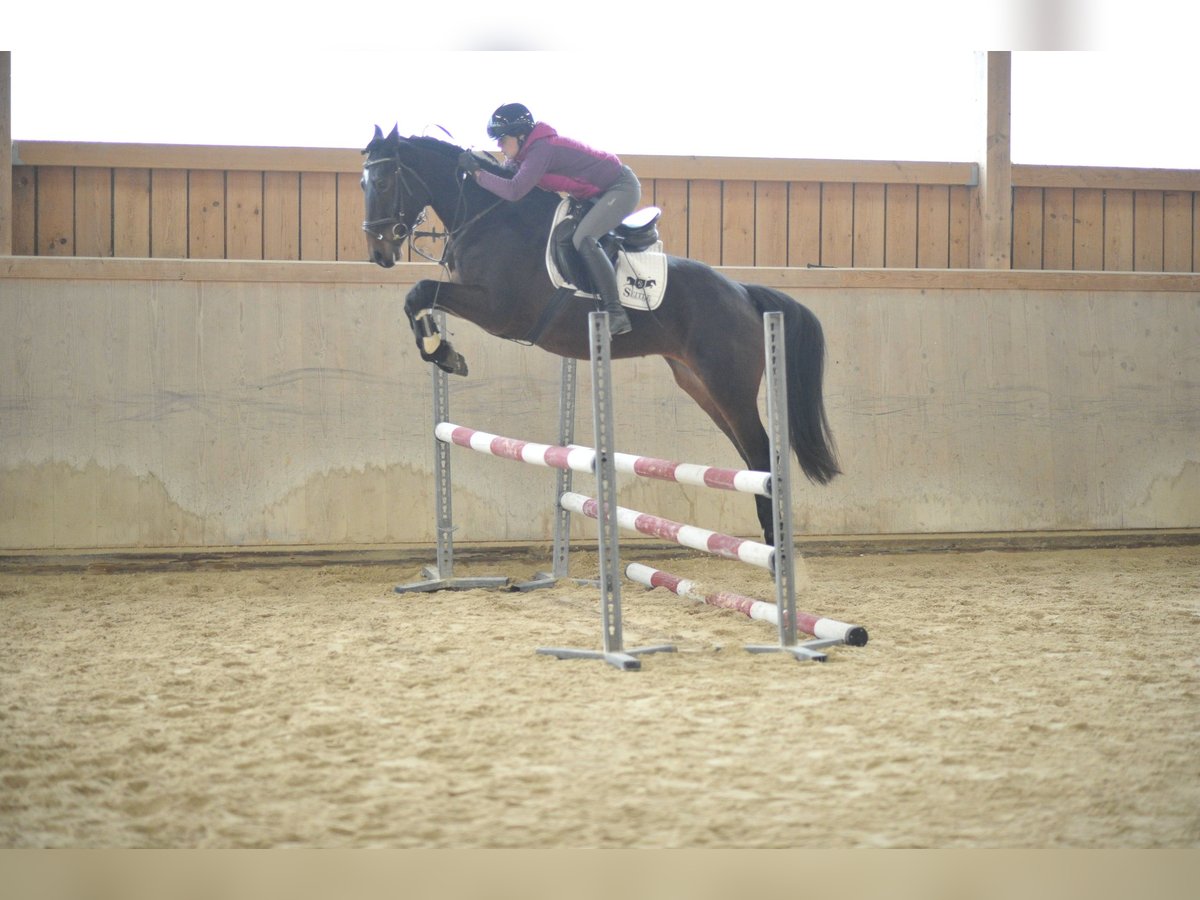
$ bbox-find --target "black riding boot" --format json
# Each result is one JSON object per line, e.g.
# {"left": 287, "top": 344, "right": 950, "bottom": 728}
{"left": 577, "top": 239, "right": 632, "bottom": 336}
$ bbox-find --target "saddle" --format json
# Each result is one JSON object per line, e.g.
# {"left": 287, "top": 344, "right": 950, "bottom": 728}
{"left": 550, "top": 199, "right": 663, "bottom": 296}
{"left": 526, "top": 199, "right": 670, "bottom": 343}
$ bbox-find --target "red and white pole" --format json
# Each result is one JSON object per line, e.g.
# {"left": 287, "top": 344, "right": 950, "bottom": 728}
{"left": 625, "top": 563, "right": 868, "bottom": 646}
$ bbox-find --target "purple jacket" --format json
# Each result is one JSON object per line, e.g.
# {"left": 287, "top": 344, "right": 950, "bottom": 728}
{"left": 474, "top": 122, "right": 624, "bottom": 201}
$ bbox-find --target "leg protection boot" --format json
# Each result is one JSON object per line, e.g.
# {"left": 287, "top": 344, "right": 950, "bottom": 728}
{"left": 577, "top": 238, "right": 632, "bottom": 336}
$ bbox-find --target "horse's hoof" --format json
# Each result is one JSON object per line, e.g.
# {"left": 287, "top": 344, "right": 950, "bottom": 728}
{"left": 437, "top": 350, "right": 469, "bottom": 376}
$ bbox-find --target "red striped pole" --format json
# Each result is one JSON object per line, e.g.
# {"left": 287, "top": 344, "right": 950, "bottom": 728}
{"left": 435, "top": 422, "right": 771, "bottom": 497}
{"left": 613, "top": 452, "right": 770, "bottom": 497}
{"left": 625, "top": 563, "right": 868, "bottom": 646}
{"left": 435, "top": 422, "right": 594, "bottom": 473}
{"left": 560, "top": 492, "right": 776, "bottom": 573}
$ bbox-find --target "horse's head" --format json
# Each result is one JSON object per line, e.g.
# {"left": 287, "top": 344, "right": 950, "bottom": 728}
{"left": 361, "top": 125, "right": 431, "bottom": 268}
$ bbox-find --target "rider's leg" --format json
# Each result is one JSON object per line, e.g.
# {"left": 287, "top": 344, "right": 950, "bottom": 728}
{"left": 575, "top": 238, "right": 631, "bottom": 335}
{"left": 573, "top": 167, "right": 641, "bottom": 336}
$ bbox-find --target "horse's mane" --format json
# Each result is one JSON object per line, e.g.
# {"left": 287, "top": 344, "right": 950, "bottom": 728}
{"left": 401, "top": 135, "right": 513, "bottom": 180}
{"left": 403, "top": 135, "right": 464, "bottom": 158}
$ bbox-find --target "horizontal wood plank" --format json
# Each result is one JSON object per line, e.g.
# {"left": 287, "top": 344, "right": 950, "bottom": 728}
{"left": 5, "top": 255, "right": 1197, "bottom": 292}
{"left": 1015, "top": 164, "right": 1200, "bottom": 192}
{"left": 13, "top": 140, "right": 981, "bottom": 185}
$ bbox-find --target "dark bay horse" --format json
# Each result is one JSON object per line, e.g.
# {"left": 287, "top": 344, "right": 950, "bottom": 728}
{"left": 362, "top": 125, "right": 839, "bottom": 544}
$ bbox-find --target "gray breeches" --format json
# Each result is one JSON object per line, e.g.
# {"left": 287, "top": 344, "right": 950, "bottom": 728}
{"left": 572, "top": 166, "right": 642, "bottom": 250}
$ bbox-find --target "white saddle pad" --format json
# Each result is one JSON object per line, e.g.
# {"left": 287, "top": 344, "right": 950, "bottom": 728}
{"left": 545, "top": 199, "right": 669, "bottom": 311}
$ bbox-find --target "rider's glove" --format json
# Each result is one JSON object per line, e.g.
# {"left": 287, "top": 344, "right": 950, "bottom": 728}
{"left": 458, "top": 151, "right": 482, "bottom": 174}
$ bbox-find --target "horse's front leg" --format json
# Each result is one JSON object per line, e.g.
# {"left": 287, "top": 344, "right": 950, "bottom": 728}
{"left": 404, "top": 281, "right": 469, "bottom": 376}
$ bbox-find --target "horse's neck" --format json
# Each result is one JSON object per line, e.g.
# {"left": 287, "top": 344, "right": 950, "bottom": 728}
{"left": 426, "top": 177, "right": 490, "bottom": 233}
{"left": 417, "top": 148, "right": 524, "bottom": 231}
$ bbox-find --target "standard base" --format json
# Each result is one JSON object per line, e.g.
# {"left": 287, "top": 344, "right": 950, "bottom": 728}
{"left": 536, "top": 644, "right": 677, "bottom": 671}
{"left": 512, "top": 571, "right": 600, "bottom": 592}
{"left": 394, "top": 565, "right": 511, "bottom": 594}
{"left": 745, "top": 637, "right": 845, "bottom": 663}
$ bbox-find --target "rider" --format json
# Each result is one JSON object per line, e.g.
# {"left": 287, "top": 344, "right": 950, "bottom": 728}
{"left": 459, "top": 102, "right": 638, "bottom": 336}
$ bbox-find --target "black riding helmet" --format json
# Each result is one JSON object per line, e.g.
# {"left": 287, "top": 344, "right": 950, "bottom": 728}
{"left": 487, "top": 103, "right": 535, "bottom": 139}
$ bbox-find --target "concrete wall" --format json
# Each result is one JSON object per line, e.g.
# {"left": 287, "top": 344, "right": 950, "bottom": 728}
{"left": 2, "top": 259, "right": 1197, "bottom": 550}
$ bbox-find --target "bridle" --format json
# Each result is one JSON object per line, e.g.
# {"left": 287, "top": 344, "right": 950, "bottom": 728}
{"left": 361, "top": 155, "right": 428, "bottom": 243}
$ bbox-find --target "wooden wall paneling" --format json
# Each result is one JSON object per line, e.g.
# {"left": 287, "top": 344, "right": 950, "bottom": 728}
{"left": 852, "top": 183, "right": 885, "bottom": 268}
{"left": 150, "top": 169, "right": 188, "bottom": 258}
{"left": 1072, "top": 188, "right": 1104, "bottom": 271}
{"left": 1162, "top": 191, "right": 1193, "bottom": 272}
{"left": 225, "top": 170, "right": 263, "bottom": 260}
{"left": 1102, "top": 189, "right": 1133, "bottom": 271}
{"left": 1133, "top": 190, "right": 1164, "bottom": 272}
{"left": 753, "top": 181, "right": 788, "bottom": 266}
{"left": 916, "top": 184, "right": 950, "bottom": 268}
{"left": 636, "top": 176, "right": 653, "bottom": 222}
{"left": 820, "top": 182, "right": 854, "bottom": 268}
{"left": 786, "top": 182, "right": 821, "bottom": 267}
{"left": 687, "top": 180, "right": 722, "bottom": 265}
{"left": 721, "top": 180, "right": 755, "bottom": 266}
{"left": 884, "top": 184, "right": 917, "bottom": 268}
{"left": 187, "top": 170, "right": 226, "bottom": 259}
{"left": 16, "top": 144, "right": 1194, "bottom": 272}
{"left": 1042, "top": 187, "right": 1074, "bottom": 270}
{"left": 1195, "top": 194, "right": 1200, "bottom": 273}
{"left": 300, "top": 172, "right": 338, "bottom": 261}
{"left": 37, "top": 167, "right": 75, "bottom": 256}
{"left": 263, "top": 171, "right": 301, "bottom": 261}
{"left": 652, "top": 179, "right": 688, "bottom": 257}
{"left": 11, "top": 166, "right": 36, "bottom": 255}
{"left": 336, "top": 172, "right": 364, "bottom": 262}
{"left": 948, "top": 185, "right": 971, "bottom": 268}
{"left": 74, "top": 167, "right": 113, "bottom": 257}
{"left": 0, "top": 53, "right": 7, "bottom": 256}
{"left": 1011, "top": 187, "right": 1043, "bottom": 270}
{"left": 112, "top": 168, "right": 151, "bottom": 258}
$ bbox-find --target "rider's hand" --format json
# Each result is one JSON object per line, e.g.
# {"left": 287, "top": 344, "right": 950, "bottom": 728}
{"left": 458, "top": 151, "right": 482, "bottom": 175}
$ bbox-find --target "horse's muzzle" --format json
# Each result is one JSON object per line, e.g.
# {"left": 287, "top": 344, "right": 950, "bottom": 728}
{"left": 371, "top": 248, "right": 397, "bottom": 268}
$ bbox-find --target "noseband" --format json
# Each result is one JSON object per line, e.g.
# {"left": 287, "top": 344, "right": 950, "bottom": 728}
{"left": 361, "top": 155, "right": 427, "bottom": 243}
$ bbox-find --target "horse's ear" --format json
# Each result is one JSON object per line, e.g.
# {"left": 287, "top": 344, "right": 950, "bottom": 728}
{"left": 387, "top": 124, "right": 400, "bottom": 142}
{"left": 363, "top": 124, "right": 384, "bottom": 155}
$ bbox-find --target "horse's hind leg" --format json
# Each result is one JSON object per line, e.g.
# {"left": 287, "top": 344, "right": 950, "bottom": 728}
{"left": 664, "top": 358, "right": 777, "bottom": 544}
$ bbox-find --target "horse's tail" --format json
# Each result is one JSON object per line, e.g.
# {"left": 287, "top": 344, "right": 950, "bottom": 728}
{"left": 744, "top": 284, "right": 841, "bottom": 484}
